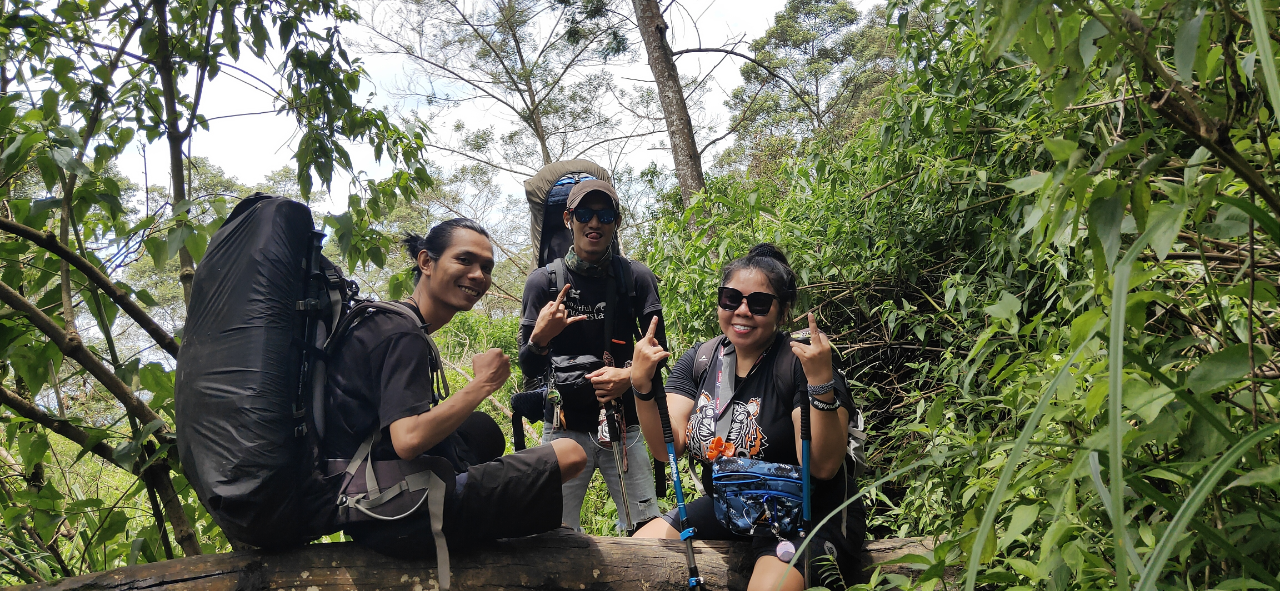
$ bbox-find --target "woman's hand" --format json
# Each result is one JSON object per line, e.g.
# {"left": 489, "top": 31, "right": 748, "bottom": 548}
{"left": 631, "top": 316, "right": 670, "bottom": 395}
{"left": 789, "top": 312, "right": 834, "bottom": 386}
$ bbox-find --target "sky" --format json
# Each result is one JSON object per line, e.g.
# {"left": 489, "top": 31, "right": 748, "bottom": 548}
{"left": 114, "top": 0, "right": 881, "bottom": 215}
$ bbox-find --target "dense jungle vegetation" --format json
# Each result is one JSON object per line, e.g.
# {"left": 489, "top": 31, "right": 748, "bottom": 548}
{"left": 3, "top": 0, "right": 1280, "bottom": 589}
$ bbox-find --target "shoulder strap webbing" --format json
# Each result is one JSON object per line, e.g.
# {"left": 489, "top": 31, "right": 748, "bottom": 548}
{"left": 692, "top": 336, "right": 724, "bottom": 387}
{"left": 549, "top": 258, "right": 569, "bottom": 296}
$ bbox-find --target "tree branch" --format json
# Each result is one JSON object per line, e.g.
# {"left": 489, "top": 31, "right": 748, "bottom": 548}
{"left": 0, "top": 385, "right": 121, "bottom": 470}
{"left": 0, "top": 217, "right": 179, "bottom": 358}
{"left": 671, "top": 47, "right": 822, "bottom": 125}
{"left": 0, "top": 279, "right": 166, "bottom": 431}
{"left": 0, "top": 545, "right": 43, "bottom": 584}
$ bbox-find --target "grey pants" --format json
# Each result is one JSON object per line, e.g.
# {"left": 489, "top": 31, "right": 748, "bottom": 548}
{"left": 542, "top": 424, "right": 660, "bottom": 533}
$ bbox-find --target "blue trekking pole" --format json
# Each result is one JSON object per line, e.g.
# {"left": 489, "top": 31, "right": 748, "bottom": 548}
{"left": 655, "top": 388, "right": 703, "bottom": 591}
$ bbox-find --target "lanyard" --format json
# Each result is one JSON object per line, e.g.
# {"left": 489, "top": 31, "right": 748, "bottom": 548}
{"left": 710, "top": 340, "right": 771, "bottom": 439}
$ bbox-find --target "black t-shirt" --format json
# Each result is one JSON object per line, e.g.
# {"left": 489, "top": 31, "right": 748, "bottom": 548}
{"left": 518, "top": 257, "right": 665, "bottom": 432}
{"left": 323, "top": 302, "right": 467, "bottom": 472}
{"left": 666, "top": 332, "right": 855, "bottom": 506}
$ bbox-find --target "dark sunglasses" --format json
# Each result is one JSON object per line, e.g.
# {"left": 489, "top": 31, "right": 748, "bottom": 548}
{"left": 718, "top": 286, "right": 778, "bottom": 316}
{"left": 569, "top": 207, "right": 618, "bottom": 225}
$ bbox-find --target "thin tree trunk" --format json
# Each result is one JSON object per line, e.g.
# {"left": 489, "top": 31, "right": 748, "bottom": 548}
{"left": 145, "top": 451, "right": 201, "bottom": 557}
{"left": 631, "top": 0, "right": 704, "bottom": 206}
{"left": 152, "top": 0, "right": 196, "bottom": 306}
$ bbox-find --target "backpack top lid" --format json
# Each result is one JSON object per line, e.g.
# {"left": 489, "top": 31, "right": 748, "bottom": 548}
{"left": 524, "top": 159, "right": 612, "bottom": 271}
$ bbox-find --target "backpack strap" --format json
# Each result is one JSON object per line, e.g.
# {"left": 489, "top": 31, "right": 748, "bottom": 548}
{"left": 692, "top": 336, "right": 724, "bottom": 387}
{"left": 611, "top": 255, "right": 642, "bottom": 341}
{"left": 548, "top": 258, "right": 569, "bottom": 297}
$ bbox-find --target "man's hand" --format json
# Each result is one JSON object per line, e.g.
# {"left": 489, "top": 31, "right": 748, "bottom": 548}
{"left": 587, "top": 366, "right": 632, "bottom": 403}
{"left": 631, "top": 316, "right": 669, "bottom": 395}
{"left": 790, "top": 313, "right": 834, "bottom": 386}
{"left": 530, "top": 283, "right": 587, "bottom": 349}
{"left": 472, "top": 348, "right": 511, "bottom": 394}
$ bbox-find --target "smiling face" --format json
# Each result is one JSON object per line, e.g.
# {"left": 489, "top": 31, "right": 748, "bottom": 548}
{"left": 563, "top": 192, "right": 618, "bottom": 262}
{"left": 717, "top": 268, "right": 779, "bottom": 354}
{"left": 418, "top": 228, "right": 495, "bottom": 313}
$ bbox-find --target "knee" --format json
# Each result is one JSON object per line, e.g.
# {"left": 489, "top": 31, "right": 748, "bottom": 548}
{"left": 551, "top": 439, "right": 586, "bottom": 482}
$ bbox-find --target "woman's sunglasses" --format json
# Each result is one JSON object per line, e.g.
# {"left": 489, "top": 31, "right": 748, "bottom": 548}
{"left": 718, "top": 286, "right": 778, "bottom": 316}
{"left": 569, "top": 207, "right": 618, "bottom": 225}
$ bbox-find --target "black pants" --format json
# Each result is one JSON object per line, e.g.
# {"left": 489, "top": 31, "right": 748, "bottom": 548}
{"left": 347, "top": 412, "right": 564, "bottom": 557}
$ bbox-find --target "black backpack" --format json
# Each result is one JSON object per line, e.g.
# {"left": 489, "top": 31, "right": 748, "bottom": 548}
{"left": 175, "top": 194, "right": 454, "bottom": 552}
{"left": 175, "top": 193, "right": 352, "bottom": 549}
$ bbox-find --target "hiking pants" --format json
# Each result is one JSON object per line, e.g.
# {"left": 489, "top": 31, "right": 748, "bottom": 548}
{"left": 542, "top": 424, "right": 660, "bottom": 533}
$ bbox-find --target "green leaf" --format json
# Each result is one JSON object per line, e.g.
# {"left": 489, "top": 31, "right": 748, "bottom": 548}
{"left": 984, "top": 291, "right": 1021, "bottom": 321}
{"left": 1079, "top": 18, "right": 1107, "bottom": 67}
{"left": 143, "top": 236, "right": 168, "bottom": 269}
{"left": 1044, "top": 138, "right": 1076, "bottom": 162}
{"left": 1247, "top": 0, "right": 1280, "bottom": 123}
{"left": 134, "top": 289, "right": 159, "bottom": 307}
{"left": 1070, "top": 308, "right": 1105, "bottom": 349}
{"left": 1175, "top": 14, "right": 1204, "bottom": 84}
{"left": 1146, "top": 202, "right": 1187, "bottom": 261}
{"left": 998, "top": 504, "right": 1039, "bottom": 549}
{"left": 1006, "top": 172, "right": 1050, "bottom": 195}
{"left": 1224, "top": 464, "right": 1280, "bottom": 491}
{"left": 1088, "top": 193, "right": 1125, "bottom": 270}
{"left": 1221, "top": 282, "right": 1278, "bottom": 304}
{"left": 926, "top": 393, "right": 946, "bottom": 431}
{"left": 35, "top": 154, "right": 59, "bottom": 191}
{"left": 1123, "top": 379, "right": 1174, "bottom": 423}
{"left": 1135, "top": 423, "right": 1280, "bottom": 591}
{"left": 1216, "top": 196, "right": 1280, "bottom": 244}
{"left": 10, "top": 339, "right": 53, "bottom": 394}
{"left": 184, "top": 230, "right": 209, "bottom": 263}
{"left": 166, "top": 226, "right": 195, "bottom": 261}
{"left": 1186, "top": 344, "right": 1271, "bottom": 394}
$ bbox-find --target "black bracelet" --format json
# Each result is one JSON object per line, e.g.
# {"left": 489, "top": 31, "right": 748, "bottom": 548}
{"left": 809, "top": 395, "right": 841, "bottom": 411}
{"left": 632, "top": 386, "right": 656, "bottom": 402}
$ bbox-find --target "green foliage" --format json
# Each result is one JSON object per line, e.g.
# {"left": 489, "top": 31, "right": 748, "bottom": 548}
{"left": 645, "top": 1, "right": 1280, "bottom": 590}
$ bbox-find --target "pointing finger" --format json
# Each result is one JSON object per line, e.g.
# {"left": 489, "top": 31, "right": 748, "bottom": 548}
{"left": 554, "top": 283, "right": 571, "bottom": 306}
{"left": 644, "top": 316, "right": 659, "bottom": 340}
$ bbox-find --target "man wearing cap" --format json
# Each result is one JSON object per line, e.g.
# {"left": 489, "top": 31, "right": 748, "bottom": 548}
{"left": 518, "top": 179, "right": 667, "bottom": 534}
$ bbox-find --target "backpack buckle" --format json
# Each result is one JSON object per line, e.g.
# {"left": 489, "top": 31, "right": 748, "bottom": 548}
{"left": 294, "top": 423, "right": 307, "bottom": 437}
{"left": 292, "top": 403, "right": 306, "bottom": 419}
{"left": 296, "top": 298, "right": 322, "bottom": 312}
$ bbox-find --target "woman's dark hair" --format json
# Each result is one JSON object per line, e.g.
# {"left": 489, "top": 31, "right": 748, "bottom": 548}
{"left": 720, "top": 243, "right": 798, "bottom": 321}
{"left": 403, "top": 218, "right": 491, "bottom": 283}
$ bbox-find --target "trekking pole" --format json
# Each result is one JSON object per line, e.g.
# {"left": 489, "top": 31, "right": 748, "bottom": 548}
{"left": 606, "top": 399, "right": 634, "bottom": 532}
{"left": 800, "top": 391, "right": 812, "bottom": 587}
{"left": 655, "top": 388, "right": 703, "bottom": 591}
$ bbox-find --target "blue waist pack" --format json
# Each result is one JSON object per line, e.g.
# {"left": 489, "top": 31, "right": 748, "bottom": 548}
{"left": 711, "top": 457, "right": 805, "bottom": 537}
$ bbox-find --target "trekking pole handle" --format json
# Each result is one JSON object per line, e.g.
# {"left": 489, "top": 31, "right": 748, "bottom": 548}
{"left": 655, "top": 389, "right": 675, "bottom": 445}
{"left": 800, "top": 390, "right": 812, "bottom": 441}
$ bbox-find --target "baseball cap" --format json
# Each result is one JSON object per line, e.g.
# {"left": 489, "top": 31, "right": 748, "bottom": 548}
{"left": 566, "top": 179, "right": 621, "bottom": 211}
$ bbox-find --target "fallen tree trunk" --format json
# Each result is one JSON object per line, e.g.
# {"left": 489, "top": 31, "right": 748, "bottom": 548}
{"left": 24, "top": 531, "right": 936, "bottom": 591}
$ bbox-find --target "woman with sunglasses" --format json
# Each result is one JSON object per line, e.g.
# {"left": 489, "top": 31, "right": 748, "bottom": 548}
{"left": 630, "top": 243, "right": 865, "bottom": 591}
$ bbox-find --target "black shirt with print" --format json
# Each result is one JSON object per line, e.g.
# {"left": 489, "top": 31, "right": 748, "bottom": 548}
{"left": 666, "top": 332, "right": 855, "bottom": 507}
{"left": 322, "top": 301, "right": 468, "bottom": 472}
{"left": 518, "top": 257, "right": 666, "bottom": 433}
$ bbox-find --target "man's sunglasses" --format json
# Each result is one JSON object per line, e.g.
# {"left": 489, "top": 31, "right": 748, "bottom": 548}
{"left": 718, "top": 286, "right": 778, "bottom": 316}
{"left": 569, "top": 207, "right": 618, "bottom": 225}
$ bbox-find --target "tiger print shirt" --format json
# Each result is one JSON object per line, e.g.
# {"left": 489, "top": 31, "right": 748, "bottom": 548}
{"left": 666, "top": 332, "right": 854, "bottom": 492}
